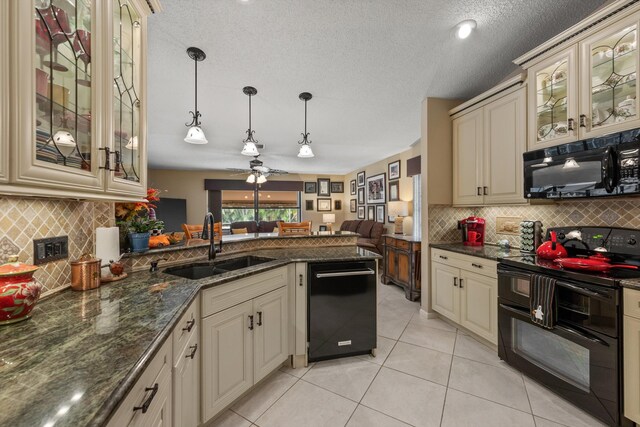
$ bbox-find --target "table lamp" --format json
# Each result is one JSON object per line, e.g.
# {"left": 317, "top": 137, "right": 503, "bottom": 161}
{"left": 322, "top": 213, "right": 336, "bottom": 232}
{"left": 388, "top": 201, "right": 409, "bottom": 234}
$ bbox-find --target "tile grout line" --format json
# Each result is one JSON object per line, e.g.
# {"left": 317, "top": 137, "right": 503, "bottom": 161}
{"left": 439, "top": 330, "right": 458, "bottom": 426}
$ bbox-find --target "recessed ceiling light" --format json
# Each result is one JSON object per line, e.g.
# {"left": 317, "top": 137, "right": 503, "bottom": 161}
{"left": 455, "top": 19, "right": 477, "bottom": 39}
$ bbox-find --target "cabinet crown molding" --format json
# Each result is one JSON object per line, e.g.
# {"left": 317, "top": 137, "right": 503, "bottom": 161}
{"left": 449, "top": 74, "right": 525, "bottom": 118}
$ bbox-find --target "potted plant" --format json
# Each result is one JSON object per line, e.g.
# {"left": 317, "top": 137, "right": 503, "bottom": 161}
{"left": 126, "top": 215, "right": 164, "bottom": 253}
{"left": 115, "top": 188, "right": 164, "bottom": 252}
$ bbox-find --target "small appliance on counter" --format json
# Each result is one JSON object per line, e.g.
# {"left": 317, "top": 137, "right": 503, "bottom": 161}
{"left": 459, "top": 216, "right": 485, "bottom": 246}
{"left": 519, "top": 220, "right": 543, "bottom": 253}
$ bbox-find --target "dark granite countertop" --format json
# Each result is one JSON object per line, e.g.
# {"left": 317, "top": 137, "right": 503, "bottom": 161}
{"left": 0, "top": 246, "right": 380, "bottom": 427}
{"left": 621, "top": 279, "right": 640, "bottom": 291}
{"left": 429, "top": 242, "right": 524, "bottom": 261}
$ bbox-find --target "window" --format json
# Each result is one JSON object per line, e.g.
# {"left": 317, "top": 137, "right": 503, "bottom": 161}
{"left": 221, "top": 190, "right": 300, "bottom": 225}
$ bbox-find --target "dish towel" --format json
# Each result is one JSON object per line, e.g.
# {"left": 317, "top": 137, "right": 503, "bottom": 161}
{"left": 530, "top": 274, "right": 556, "bottom": 329}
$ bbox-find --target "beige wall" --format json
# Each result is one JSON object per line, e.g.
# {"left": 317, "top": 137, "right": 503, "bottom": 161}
{"left": 342, "top": 145, "right": 421, "bottom": 229}
{"left": 148, "top": 169, "right": 345, "bottom": 230}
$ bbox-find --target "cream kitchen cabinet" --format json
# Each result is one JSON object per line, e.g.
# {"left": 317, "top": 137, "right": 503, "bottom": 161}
{"left": 522, "top": 9, "right": 640, "bottom": 150}
{"left": 452, "top": 80, "right": 526, "bottom": 206}
{"left": 0, "top": 0, "right": 9, "bottom": 184}
{"left": 430, "top": 249, "right": 498, "bottom": 344}
{"left": 201, "top": 267, "right": 289, "bottom": 423}
{"left": 173, "top": 297, "right": 200, "bottom": 427}
{"left": 624, "top": 288, "right": 640, "bottom": 424}
{"left": 4, "top": 0, "right": 158, "bottom": 201}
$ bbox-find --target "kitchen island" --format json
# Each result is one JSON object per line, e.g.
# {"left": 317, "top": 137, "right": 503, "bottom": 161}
{"left": 0, "top": 246, "right": 379, "bottom": 427}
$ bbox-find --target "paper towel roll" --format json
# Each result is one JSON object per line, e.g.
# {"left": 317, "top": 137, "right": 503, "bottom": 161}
{"left": 96, "top": 227, "right": 120, "bottom": 277}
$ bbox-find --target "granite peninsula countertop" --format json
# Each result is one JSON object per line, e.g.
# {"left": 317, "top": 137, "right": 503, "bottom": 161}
{"left": 0, "top": 246, "right": 380, "bottom": 427}
{"left": 429, "top": 242, "right": 524, "bottom": 261}
{"left": 621, "top": 279, "right": 640, "bottom": 291}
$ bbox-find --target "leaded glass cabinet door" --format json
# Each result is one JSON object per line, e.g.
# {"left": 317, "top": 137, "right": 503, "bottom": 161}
{"left": 527, "top": 46, "right": 579, "bottom": 151}
{"left": 106, "top": 0, "right": 147, "bottom": 196}
{"left": 580, "top": 13, "right": 640, "bottom": 138}
{"left": 12, "top": 0, "right": 103, "bottom": 192}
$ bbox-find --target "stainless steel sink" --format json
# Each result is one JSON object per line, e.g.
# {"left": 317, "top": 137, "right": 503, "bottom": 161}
{"left": 163, "top": 256, "right": 273, "bottom": 280}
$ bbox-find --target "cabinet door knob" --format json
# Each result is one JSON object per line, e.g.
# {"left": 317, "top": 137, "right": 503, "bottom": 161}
{"left": 248, "top": 315, "right": 254, "bottom": 330}
{"left": 454, "top": 277, "right": 458, "bottom": 287}
{"left": 439, "top": 255, "right": 448, "bottom": 260}
{"left": 483, "top": 186, "right": 488, "bottom": 196}
{"left": 299, "top": 273, "right": 303, "bottom": 287}
{"left": 477, "top": 186, "right": 482, "bottom": 196}
{"left": 257, "top": 311, "right": 263, "bottom": 326}
{"left": 186, "top": 344, "right": 198, "bottom": 359}
{"left": 133, "top": 383, "right": 158, "bottom": 414}
{"left": 471, "top": 263, "right": 483, "bottom": 269}
{"left": 568, "top": 118, "right": 575, "bottom": 131}
{"left": 459, "top": 278, "right": 464, "bottom": 289}
{"left": 579, "top": 114, "right": 587, "bottom": 128}
{"left": 182, "top": 318, "right": 195, "bottom": 333}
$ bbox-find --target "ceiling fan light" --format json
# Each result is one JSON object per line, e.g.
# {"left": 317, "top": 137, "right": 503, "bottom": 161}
{"left": 125, "top": 136, "right": 138, "bottom": 150}
{"left": 298, "top": 144, "right": 314, "bottom": 158}
{"left": 246, "top": 174, "right": 256, "bottom": 184}
{"left": 241, "top": 141, "right": 259, "bottom": 156}
{"left": 257, "top": 174, "right": 267, "bottom": 184}
{"left": 184, "top": 126, "right": 208, "bottom": 144}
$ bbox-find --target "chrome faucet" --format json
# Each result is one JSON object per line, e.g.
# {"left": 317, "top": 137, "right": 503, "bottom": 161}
{"left": 202, "top": 212, "right": 221, "bottom": 261}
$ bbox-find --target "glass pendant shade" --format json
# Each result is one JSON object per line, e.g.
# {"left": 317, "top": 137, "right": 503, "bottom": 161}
{"left": 125, "top": 136, "right": 138, "bottom": 150}
{"left": 184, "top": 126, "right": 208, "bottom": 144}
{"left": 257, "top": 174, "right": 267, "bottom": 184}
{"left": 298, "top": 144, "right": 314, "bottom": 158}
{"left": 246, "top": 174, "right": 256, "bottom": 184}
{"left": 52, "top": 131, "right": 76, "bottom": 156}
{"left": 241, "top": 141, "right": 259, "bottom": 156}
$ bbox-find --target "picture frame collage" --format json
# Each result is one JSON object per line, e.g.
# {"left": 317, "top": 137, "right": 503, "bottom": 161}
{"left": 352, "top": 159, "right": 402, "bottom": 224}
{"left": 304, "top": 178, "right": 344, "bottom": 213}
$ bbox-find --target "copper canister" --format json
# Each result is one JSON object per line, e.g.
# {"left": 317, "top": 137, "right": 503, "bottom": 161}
{"left": 70, "top": 254, "right": 101, "bottom": 291}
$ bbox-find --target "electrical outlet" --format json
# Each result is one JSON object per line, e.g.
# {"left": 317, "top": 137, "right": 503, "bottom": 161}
{"left": 33, "top": 236, "right": 68, "bottom": 265}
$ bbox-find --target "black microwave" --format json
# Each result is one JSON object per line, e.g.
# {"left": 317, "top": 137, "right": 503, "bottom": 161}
{"left": 523, "top": 128, "right": 640, "bottom": 199}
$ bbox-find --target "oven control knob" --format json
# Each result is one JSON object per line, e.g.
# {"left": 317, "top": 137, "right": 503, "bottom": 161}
{"left": 628, "top": 238, "right": 637, "bottom": 246}
{"left": 557, "top": 233, "right": 565, "bottom": 240}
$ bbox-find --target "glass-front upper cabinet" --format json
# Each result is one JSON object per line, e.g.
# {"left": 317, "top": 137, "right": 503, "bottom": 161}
{"left": 580, "top": 14, "right": 640, "bottom": 138}
{"left": 106, "top": 0, "right": 146, "bottom": 195}
{"left": 527, "top": 46, "right": 579, "bottom": 150}
{"left": 13, "top": 0, "right": 104, "bottom": 192}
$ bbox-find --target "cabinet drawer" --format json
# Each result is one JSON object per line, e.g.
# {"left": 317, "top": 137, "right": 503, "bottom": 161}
{"left": 431, "top": 248, "right": 497, "bottom": 279}
{"left": 173, "top": 295, "right": 200, "bottom": 365}
{"left": 624, "top": 288, "right": 640, "bottom": 320}
{"left": 384, "top": 237, "right": 397, "bottom": 247}
{"left": 201, "top": 267, "right": 287, "bottom": 318}
{"left": 396, "top": 240, "right": 410, "bottom": 251}
{"left": 107, "top": 336, "right": 172, "bottom": 427}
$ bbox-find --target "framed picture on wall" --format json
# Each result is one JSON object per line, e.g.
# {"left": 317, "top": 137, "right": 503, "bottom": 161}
{"left": 357, "top": 171, "right": 365, "bottom": 187}
{"left": 317, "top": 178, "right": 331, "bottom": 196}
{"left": 357, "top": 206, "right": 365, "bottom": 219}
{"left": 376, "top": 205, "right": 385, "bottom": 224}
{"left": 366, "top": 173, "right": 386, "bottom": 204}
{"left": 350, "top": 180, "right": 356, "bottom": 195}
{"left": 389, "top": 181, "right": 400, "bottom": 201}
{"left": 305, "top": 199, "right": 314, "bottom": 211}
{"left": 334, "top": 200, "right": 342, "bottom": 210}
{"left": 304, "top": 182, "right": 317, "bottom": 194}
{"left": 388, "top": 160, "right": 401, "bottom": 180}
{"left": 350, "top": 199, "right": 356, "bottom": 212}
{"left": 317, "top": 198, "right": 332, "bottom": 211}
{"left": 367, "top": 205, "right": 375, "bottom": 220}
{"left": 357, "top": 187, "right": 365, "bottom": 205}
{"left": 331, "top": 182, "right": 344, "bottom": 193}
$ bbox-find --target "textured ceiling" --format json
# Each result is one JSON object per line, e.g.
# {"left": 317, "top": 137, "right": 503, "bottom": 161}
{"left": 147, "top": 0, "right": 606, "bottom": 174}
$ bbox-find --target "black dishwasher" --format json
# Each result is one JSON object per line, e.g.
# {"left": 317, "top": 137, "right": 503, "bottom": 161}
{"left": 307, "top": 261, "right": 377, "bottom": 362}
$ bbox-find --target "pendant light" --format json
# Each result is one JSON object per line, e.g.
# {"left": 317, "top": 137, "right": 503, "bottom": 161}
{"left": 297, "top": 92, "right": 314, "bottom": 158}
{"left": 241, "top": 86, "right": 260, "bottom": 156}
{"left": 184, "top": 47, "right": 208, "bottom": 144}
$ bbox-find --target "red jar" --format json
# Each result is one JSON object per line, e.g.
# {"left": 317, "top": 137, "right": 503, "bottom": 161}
{"left": 0, "top": 257, "right": 41, "bottom": 325}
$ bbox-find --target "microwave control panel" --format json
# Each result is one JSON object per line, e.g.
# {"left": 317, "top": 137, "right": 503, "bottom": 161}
{"left": 619, "top": 148, "right": 639, "bottom": 180}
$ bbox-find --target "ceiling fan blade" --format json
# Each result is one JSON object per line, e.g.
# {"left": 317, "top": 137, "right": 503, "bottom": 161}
{"left": 267, "top": 169, "right": 289, "bottom": 175}
{"left": 226, "top": 168, "right": 252, "bottom": 173}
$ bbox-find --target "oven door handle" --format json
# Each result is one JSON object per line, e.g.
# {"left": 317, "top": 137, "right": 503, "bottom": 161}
{"left": 499, "top": 303, "right": 530, "bottom": 317}
{"left": 497, "top": 269, "right": 531, "bottom": 280}
{"left": 556, "top": 323, "right": 610, "bottom": 347}
{"left": 556, "top": 281, "right": 609, "bottom": 299}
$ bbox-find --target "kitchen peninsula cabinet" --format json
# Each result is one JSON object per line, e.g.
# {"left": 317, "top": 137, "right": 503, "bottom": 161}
{"left": 201, "top": 267, "right": 289, "bottom": 422}
{"left": 517, "top": 6, "right": 640, "bottom": 150}
{"left": 624, "top": 288, "right": 640, "bottom": 424}
{"left": 451, "top": 77, "right": 527, "bottom": 206}
{"left": 4, "top": 0, "right": 158, "bottom": 201}
{"left": 430, "top": 248, "right": 498, "bottom": 344}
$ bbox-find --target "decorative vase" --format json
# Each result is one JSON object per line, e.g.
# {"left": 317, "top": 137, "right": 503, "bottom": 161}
{"left": 0, "top": 257, "right": 42, "bottom": 325}
{"left": 129, "top": 232, "right": 150, "bottom": 253}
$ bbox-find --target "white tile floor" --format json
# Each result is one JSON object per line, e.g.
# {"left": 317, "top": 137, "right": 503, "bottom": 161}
{"left": 209, "top": 280, "right": 608, "bottom": 427}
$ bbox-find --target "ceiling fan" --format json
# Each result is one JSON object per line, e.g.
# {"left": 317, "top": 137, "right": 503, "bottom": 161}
{"left": 227, "top": 155, "right": 288, "bottom": 184}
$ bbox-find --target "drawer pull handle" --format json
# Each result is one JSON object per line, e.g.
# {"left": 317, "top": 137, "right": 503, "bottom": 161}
{"left": 483, "top": 186, "right": 488, "bottom": 196}
{"left": 460, "top": 278, "right": 464, "bottom": 289}
{"left": 454, "top": 277, "right": 458, "bottom": 287}
{"left": 477, "top": 186, "right": 482, "bottom": 196}
{"left": 186, "top": 344, "right": 198, "bottom": 359}
{"left": 133, "top": 383, "right": 158, "bottom": 414}
{"left": 439, "top": 255, "right": 448, "bottom": 260}
{"left": 182, "top": 319, "right": 195, "bottom": 333}
{"left": 248, "top": 315, "right": 254, "bottom": 330}
{"left": 471, "top": 263, "right": 483, "bottom": 269}
{"left": 299, "top": 273, "right": 303, "bottom": 287}
{"left": 257, "top": 311, "right": 263, "bottom": 326}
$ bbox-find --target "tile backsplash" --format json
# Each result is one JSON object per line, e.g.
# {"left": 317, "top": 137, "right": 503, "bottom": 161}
{"left": 0, "top": 197, "right": 113, "bottom": 294}
{"left": 429, "top": 199, "right": 640, "bottom": 248}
